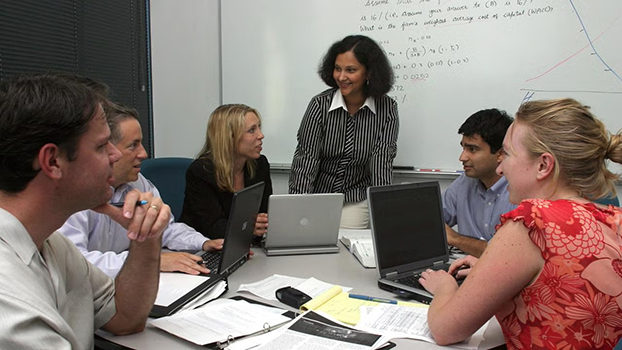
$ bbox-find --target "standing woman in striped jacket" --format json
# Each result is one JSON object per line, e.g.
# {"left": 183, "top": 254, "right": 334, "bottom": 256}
{"left": 289, "top": 35, "right": 399, "bottom": 229}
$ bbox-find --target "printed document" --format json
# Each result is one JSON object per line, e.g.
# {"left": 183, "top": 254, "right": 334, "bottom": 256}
{"left": 257, "top": 311, "right": 391, "bottom": 350}
{"left": 150, "top": 299, "right": 290, "bottom": 346}
{"left": 238, "top": 274, "right": 351, "bottom": 300}
{"left": 154, "top": 273, "right": 210, "bottom": 307}
{"left": 357, "top": 304, "right": 488, "bottom": 349}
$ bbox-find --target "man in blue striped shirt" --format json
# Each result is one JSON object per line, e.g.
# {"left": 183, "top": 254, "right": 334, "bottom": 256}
{"left": 442, "top": 109, "right": 516, "bottom": 257}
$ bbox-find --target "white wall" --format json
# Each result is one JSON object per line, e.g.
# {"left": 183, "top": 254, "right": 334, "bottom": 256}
{"left": 150, "top": 0, "right": 221, "bottom": 158}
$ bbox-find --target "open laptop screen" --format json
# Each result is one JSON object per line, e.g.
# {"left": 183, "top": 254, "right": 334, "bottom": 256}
{"left": 219, "top": 181, "right": 265, "bottom": 274}
{"left": 369, "top": 182, "right": 449, "bottom": 271}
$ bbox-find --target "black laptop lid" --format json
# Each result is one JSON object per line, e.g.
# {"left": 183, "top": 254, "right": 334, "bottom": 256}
{"left": 368, "top": 181, "right": 449, "bottom": 276}
{"left": 219, "top": 181, "right": 265, "bottom": 274}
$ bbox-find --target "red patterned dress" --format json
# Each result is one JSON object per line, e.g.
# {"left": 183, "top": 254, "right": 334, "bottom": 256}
{"left": 496, "top": 199, "right": 622, "bottom": 350}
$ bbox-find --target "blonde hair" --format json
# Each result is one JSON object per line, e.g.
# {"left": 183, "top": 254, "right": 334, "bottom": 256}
{"left": 514, "top": 98, "right": 622, "bottom": 200}
{"left": 197, "top": 104, "right": 261, "bottom": 192}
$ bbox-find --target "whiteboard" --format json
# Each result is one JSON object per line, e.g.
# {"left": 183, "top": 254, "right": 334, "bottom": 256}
{"left": 221, "top": 0, "right": 622, "bottom": 171}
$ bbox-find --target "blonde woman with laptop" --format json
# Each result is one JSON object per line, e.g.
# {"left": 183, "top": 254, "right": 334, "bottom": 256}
{"left": 419, "top": 98, "right": 622, "bottom": 349}
{"left": 179, "top": 104, "right": 273, "bottom": 244}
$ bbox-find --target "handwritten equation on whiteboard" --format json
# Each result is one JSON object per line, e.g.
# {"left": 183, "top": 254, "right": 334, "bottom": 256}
{"left": 358, "top": 0, "right": 557, "bottom": 104}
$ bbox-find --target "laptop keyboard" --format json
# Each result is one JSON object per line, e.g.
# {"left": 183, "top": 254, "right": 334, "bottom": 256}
{"left": 199, "top": 251, "right": 222, "bottom": 274}
{"left": 394, "top": 273, "right": 425, "bottom": 288}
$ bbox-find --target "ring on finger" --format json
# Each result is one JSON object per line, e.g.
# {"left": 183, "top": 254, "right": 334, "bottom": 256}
{"left": 150, "top": 204, "right": 159, "bottom": 211}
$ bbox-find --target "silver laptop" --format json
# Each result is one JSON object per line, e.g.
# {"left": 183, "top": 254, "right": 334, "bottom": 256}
{"left": 263, "top": 193, "right": 343, "bottom": 256}
{"left": 369, "top": 181, "right": 459, "bottom": 305}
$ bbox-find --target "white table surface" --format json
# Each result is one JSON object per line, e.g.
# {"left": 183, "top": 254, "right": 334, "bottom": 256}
{"left": 97, "top": 246, "right": 505, "bottom": 349}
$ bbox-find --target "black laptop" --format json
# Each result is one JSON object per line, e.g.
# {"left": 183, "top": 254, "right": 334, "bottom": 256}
{"left": 368, "top": 181, "right": 458, "bottom": 304}
{"left": 197, "top": 181, "right": 265, "bottom": 277}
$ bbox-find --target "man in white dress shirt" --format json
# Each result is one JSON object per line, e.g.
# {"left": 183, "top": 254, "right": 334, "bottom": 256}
{"left": 59, "top": 103, "right": 223, "bottom": 277}
{"left": 0, "top": 74, "right": 171, "bottom": 348}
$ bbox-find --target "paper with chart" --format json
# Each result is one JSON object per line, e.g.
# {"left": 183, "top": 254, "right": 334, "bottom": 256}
{"left": 357, "top": 304, "right": 488, "bottom": 349}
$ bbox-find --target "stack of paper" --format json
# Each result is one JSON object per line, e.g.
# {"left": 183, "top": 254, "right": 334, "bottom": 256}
{"left": 237, "top": 274, "right": 490, "bottom": 349}
{"left": 178, "top": 280, "right": 227, "bottom": 311}
{"left": 238, "top": 274, "right": 351, "bottom": 301}
{"left": 150, "top": 272, "right": 226, "bottom": 317}
{"left": 340, "top": 229, "right": 376, "bottom": 268}
{"left": 150, "top": 299, "right": 290, "bottom": 346}
{"left": 357, "top": 304, "right": 488, "bottom": 350}
{"left": 301, "top": 285, "right": 426, "bottom": 325}
{"left": 238, "top": 274, "right": 422, "bottom": 326}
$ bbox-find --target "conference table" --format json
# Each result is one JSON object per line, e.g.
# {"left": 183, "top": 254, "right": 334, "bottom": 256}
{"left": 97, "top": 246, "right": 505, "bottom": 349}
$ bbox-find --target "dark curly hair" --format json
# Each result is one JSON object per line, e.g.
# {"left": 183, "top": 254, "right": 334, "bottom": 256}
{"left": 318, "top": 35, "right": 394, "bottom": 98}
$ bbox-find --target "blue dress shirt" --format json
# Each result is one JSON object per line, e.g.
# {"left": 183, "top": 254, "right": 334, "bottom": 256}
{"left": 58, "top": 173, "right": 208, "bottom": 277}
{"left": 442, "top": 174, "right": 516, "bottom": 241}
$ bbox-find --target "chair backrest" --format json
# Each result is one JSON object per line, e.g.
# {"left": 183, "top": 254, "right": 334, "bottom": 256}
{"left": 140, "top": 157, "right": 194, "bottom": 220}
{"left": 594, "top": 194, "right": 620, "bottom": 207}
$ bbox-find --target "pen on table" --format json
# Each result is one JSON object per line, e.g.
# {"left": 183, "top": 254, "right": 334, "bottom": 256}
{"left": 110, "top": 200, "right": 149, "bottom": 207}
{"left": 349, "top": 294, "right": 397, "bottom": 304}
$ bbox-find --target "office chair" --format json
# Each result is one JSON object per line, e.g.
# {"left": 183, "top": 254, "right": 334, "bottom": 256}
{"left": 594, "top": 195, "right": 620, "bottom": 207}
{"left": 140, "top": 157, "right": 194, "bottom": 221}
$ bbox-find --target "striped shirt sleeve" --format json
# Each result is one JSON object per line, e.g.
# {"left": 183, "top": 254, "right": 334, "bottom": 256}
{"left": 370, "top": 98, "right": 399, "bottom": 187}
{"left": 289, "top": 96, "right": 324, "bottom": 194}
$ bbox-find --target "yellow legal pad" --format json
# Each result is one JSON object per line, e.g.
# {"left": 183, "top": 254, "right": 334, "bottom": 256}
{"left": 300, "top": 285, "right": 427, "bottom": 325}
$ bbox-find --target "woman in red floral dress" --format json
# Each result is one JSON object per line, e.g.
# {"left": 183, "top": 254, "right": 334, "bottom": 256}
{"left": 419, "top": 98, "right": 622, "bottom": 349}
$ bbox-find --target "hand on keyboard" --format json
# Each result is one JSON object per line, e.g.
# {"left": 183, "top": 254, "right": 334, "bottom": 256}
{"left": 418, "top": 268, "right": 460, "bottom": 296}
{"left": 161, "top": 252, "right": 210, "bottom": 275}
{"left": 449, "top": 255, "right": 478, "bottom": 279}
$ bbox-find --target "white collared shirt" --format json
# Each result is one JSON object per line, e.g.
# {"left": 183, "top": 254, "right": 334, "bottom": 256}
{"left": 329, "top": 90, "right": 377, "bottom": 115}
